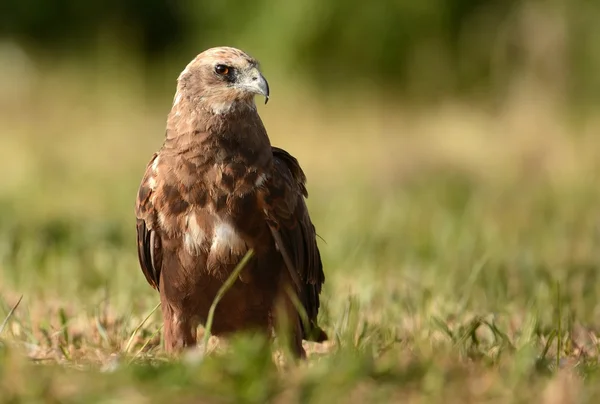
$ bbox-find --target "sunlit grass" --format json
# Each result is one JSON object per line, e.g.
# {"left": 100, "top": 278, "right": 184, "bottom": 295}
{"left": 0, "top": 59, "right": 600, "bottom": 403}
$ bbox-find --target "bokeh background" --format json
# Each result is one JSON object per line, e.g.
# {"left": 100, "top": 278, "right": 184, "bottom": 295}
{"left": 1, "top": 0, "right": 600, "bottom": 401}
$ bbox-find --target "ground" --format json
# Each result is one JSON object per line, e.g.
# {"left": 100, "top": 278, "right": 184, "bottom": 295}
{"left": 1, "top": 65, "right": 600, "bottom": 403}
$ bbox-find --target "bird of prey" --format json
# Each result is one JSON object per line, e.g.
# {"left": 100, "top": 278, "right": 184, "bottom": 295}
{"left": 135, "top": 46, "right": 326, "bottom": 358}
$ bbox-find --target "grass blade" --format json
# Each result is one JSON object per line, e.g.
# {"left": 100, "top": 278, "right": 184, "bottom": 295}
{"left": 124, "top": 302, "right": 161, "bottom": 353}
{"left": 128, "top": 325, "right": 163, "bottom": 365}
{"left": 556, "top": 280, "right": 562, "bottom": 370}
{"left": 0, "top": 295, "right": 23, "bottom": 336}
{"left": 95, "top": 314, "right": 110, "bottom": 346}
{"left": 58, "top": 308, "right": 70, "bottom": 347}
{"left": 203, "top": 249, "right": 254, "bottom": 355}
{"left": 541, "top": 330, "right": 557, "bottom": 360}
{"left": 431, "top": 316, "right": 455, "bottom": 341}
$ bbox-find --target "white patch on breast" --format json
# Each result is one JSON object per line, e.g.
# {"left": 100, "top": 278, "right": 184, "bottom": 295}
{"left": 255, "top": 173, "right": 267, "bottom": 187}
{"left": 184, "top": 212, "right": 205, "bottom": 255}
{"left": 211, "top": 220, "right": 246, "bottom": 254}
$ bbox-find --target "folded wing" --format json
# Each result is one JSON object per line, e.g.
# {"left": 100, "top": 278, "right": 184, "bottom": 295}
{"left": 135, "top": 153, "right": 163, "bottom": 291}
{"left": 261, "top": 147, "right": 326, "bottom": 341}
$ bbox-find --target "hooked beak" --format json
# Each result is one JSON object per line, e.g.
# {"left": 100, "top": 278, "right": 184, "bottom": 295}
{"left": 240, "top": 68, "right": 270, "bottom": 104}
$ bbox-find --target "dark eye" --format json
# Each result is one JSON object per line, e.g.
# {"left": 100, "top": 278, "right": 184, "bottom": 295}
{"left": 215, "top": 65, "right": 229, "bottom": 75}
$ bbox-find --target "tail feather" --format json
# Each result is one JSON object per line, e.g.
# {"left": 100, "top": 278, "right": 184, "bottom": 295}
{"left": 304, "top": 322, "right": 328, "bottom": 342}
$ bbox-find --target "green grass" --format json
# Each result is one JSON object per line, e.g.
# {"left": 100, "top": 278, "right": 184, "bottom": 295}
{"left": 1, "top": 63, "right": 600, "bottom": 403}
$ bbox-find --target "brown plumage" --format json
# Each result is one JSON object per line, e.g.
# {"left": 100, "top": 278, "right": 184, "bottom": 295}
{"left": 134, "top": 46, "right": 326, "bottom": 358}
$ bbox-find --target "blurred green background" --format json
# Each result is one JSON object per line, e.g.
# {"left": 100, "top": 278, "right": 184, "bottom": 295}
{"left": 1, "top": 1, "right": 600, "bottom": 402}
{"left": 3, "top": 0, "right": 600, "bottom": 102}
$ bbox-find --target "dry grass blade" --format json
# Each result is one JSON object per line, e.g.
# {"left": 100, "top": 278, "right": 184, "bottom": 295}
{"left": 124, "top": 302, "right": 161, "bottom": 354}
{"left": 0, "top": 295, "right": 23, "bottom": 336}
{"left": 128, "top": 325, "right": 163, "bottom": 365}
{"left": 203, "top": 249, "right": 255, "bottom": 355}
{"left": 556, "top": 281, "right": 562, "bottom": 370}
{"left": 95, "top": 315, "right": 110, "bottom": 345}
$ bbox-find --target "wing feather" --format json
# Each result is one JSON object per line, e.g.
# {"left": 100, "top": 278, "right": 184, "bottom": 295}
{"left": 135, "top": 153, "right": 162, "bottom": 290}
{"left": 262, "top": 147, "right": 326, "bottom": 341}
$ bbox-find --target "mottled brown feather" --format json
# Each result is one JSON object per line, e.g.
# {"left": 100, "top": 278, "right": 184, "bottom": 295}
{"left": 134, "top": 46, "right": 326, "bottom": 356}
{"left": 259, "top": 147, "right": 326, "bottom": 341}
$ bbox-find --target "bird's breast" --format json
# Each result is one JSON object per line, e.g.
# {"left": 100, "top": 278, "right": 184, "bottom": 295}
{"left": 180, "top": 192, "right": 266, "bottom": 259}
{"left": 154, "top": 151, "right": 273, "bottom": 276}
{"left": 209, "top": 219, "right": 247, "bottom": 256}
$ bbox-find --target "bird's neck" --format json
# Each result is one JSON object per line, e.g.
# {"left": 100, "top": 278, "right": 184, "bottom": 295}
{"left": 172, "top": 89, "right": 257, "bottom": 115}
{"left": 204, "top": 98, "right": 257, "bottom": 116}
{"left": 163, "top": 96, "right": 271, "bottom": 160}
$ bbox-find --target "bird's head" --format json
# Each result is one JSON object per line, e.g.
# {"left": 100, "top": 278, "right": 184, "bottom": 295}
{"left": 174, "top": 46, "right": 269, "bottom": 115}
